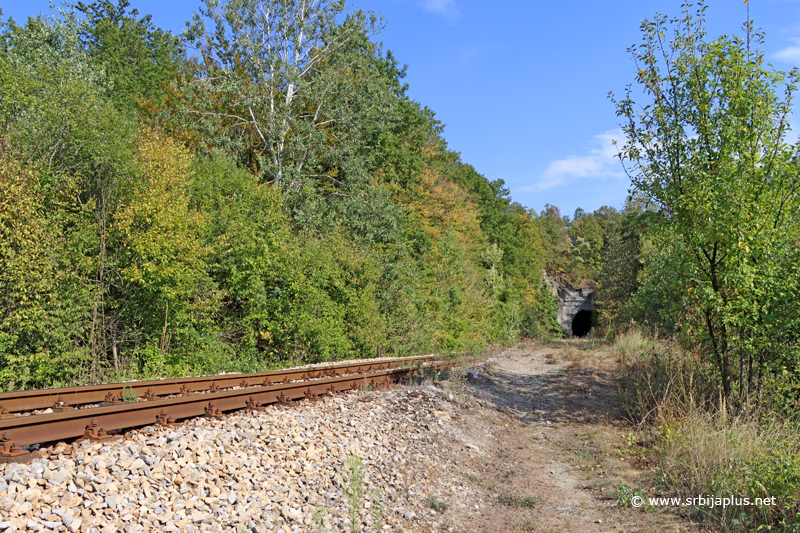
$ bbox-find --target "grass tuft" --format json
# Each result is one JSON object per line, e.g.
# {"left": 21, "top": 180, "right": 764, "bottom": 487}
{"left": 499, "top": 492, "right": 538, "bottom": 508}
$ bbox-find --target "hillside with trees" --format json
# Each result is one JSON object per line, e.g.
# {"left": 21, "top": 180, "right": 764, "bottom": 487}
{"left": 0, "top": 0, "right": 570, "bottom": 390}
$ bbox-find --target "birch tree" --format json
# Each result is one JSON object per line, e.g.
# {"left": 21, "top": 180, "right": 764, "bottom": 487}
{"left": 183, "top": 0, "right": 379, "bottom": 189}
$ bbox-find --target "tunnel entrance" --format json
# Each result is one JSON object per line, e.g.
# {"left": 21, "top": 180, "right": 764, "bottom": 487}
{"left": 571, "top": 309, "right": 593, "bottom": 337}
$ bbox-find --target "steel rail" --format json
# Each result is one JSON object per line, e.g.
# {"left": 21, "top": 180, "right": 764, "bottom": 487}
{"left": 0, "top": 360, "right": 456, "bottom": 456}
{"left": 0, "top": 355, "right": 440, "bottom": 414}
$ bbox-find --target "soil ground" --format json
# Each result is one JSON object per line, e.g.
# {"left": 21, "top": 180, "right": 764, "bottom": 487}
{"left": 429, "top": 340, "right": 714, "bottom": 533}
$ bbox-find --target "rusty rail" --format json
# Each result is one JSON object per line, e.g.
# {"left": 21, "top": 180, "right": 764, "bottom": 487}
{"left": 0, "top": 355, "right": 439, "bottom": 414}
{"left": 0, "top": 358, "right": 459, "bottom": 457}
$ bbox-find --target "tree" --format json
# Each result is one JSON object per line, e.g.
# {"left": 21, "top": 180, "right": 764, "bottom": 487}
{"left": 183, "top": 0, "right": 381, "bottom": 188}
{"left": 536, "top": 204, "right": 571, "bottom": 274}
{"left": 568, "top": 210, "right": 603, "bottom": 276}
{"left": 114, "top": 129, "right": 209, "bottom": 372}
{"left": 611, "top": 1, "right": 800, "bottom": 403}
{"left": 77, "top": 0, "right": 184, "bottom": 114}
{"left": 1, "top": 8, "right": 140, "bottom": 378}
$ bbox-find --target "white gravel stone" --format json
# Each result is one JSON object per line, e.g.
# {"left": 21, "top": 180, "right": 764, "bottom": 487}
{"left": 0, "top": 383, "right": 478, "bottom": 532}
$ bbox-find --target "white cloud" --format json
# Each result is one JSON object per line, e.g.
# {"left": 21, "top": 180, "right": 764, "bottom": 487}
{"left": 773, "top": 38, "right": 800, "bottom": 64}
{"left": 421, "top": 0, "right": 460, "bottom": 20}
{"left": 521, "top": 129, "right": 625, "bottom": 193}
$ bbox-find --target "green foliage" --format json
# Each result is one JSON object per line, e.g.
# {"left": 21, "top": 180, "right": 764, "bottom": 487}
{"left": 121, "top": 385, "right": 138, "bottom": 403}
{"left": 498, "top": 493, "right": 538, "bottom": 508}
{"left": 0, "top": 153, "right": 93, "bottom": 390}
{"left": 0, "top": 1, "right": 560, "bottom": 389}
{"left": 115, "top": 129, "right": 209, "bottom": 338}
{"left": 77, "top": 0, "right": 184, "bottom": 114}
{"left": 191, "top": 155, "right": 384, "bottom": 366}
{"left": 536, "top": 204, "right": 571, "bottom": 274}
{"left": 424, "top": 494, "right": 450, "bottom": 511}
{"left": 312, "top": 506, "right": 329, "bottom": 533}
{"left": 596, "top": 200, "right": 649, "bottom": 330}
{"left": 615, "top": 482, "right": 645, "bottom": 508}
{"left": 568, "top": 210, "right": 604, "bottom": 277}
{"left": 371, "top": 488, "right": 384, "bottom": 532}
{"left": 611, "top": 1, "right": 800, "bottom": 402}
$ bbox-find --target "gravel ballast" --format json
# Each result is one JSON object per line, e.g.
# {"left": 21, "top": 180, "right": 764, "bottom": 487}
{"left": 0, "top": 385, "right": 476, "bottom": 533}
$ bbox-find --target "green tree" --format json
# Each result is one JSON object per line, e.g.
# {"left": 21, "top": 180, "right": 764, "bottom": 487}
{"left": 184, "top": 0, "right": 377, "bottom": 186}
{"left": 568, "top": 210, "right": 604, "bottom": 277}
{"left": 0, "top": 151, "right": 94, "bottom": 390}
{"left": 536, "top": 204, "right": 571, "bottom": 274}
{"left": 114, "top": 129, "right": 211, "bottom": 374}
{"left": 1, "top": 8, "right": 140, "bottom": 379}
{"left": 596, "top": 200, "right": 651, "bottom": 329}
{"left": 77, "top": 0, "right": 184, "bottom": 114}
{"left": 611, "top": 1, "right": 800, "bottom": 403}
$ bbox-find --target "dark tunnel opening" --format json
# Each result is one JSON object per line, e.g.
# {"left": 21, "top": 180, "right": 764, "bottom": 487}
{"left": 571, "top": 309, "right": 593, "bottom": 337}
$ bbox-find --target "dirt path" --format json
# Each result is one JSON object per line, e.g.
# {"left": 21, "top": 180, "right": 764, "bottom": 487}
{"left": 430, "top": 341, "right": 706, "bottom": 533}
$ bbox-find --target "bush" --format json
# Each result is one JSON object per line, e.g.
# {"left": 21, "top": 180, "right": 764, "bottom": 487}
{"left": 616, "top": 330, "right": 800, "bottom": 531}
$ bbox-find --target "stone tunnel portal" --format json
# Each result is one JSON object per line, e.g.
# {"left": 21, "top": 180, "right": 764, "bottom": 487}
{"left": 571, "top": 309, "right": 592, "bottom": 337}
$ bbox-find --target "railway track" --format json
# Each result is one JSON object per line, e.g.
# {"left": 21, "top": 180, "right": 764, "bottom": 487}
{"left": 0, "top": 355, "right": 459, "bottom": 460}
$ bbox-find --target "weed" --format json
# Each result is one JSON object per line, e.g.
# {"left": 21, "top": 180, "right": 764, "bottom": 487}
{"left": 312, "top": 506, "right": 329, "bottom": 533}
{"left": 343, "top": 456, "right": 365, "bottom": 533}
{"left": 615, "top": 482, "right": 645, "bottom": 508}
{"left": 122, "top": 386, "right": 139, "bottom": 403}
{"left": 574, "top": 446, "right": 594, "bottom": 462}
{"left": 424, "top": 494, "right": 450, "bottom": 511}
{"left": 518, "top": 521, "right": 537, "bottom": 531}
{"left": 519, "top": 343, "right": 527, "bottom": 350}
{"left": 499, "top": 493, "right": 538, "bottom": 508}
{"left": 448, "top": 366, "right": 470, "bottom": 397}
{"left": 371, "top": 488, "right": 384, "bottom": 533}
{"left": 465, "top": 470, "right": 484, "bottom": 484}
{"left": 412, "top": 361, "right": 443, "bottom": 385}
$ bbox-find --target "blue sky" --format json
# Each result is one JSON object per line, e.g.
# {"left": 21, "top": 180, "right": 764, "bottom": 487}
{"left": 2, "top": 0, "right": 799, "bottom": 218}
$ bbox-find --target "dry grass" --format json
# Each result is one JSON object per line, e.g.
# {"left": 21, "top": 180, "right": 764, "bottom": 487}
{"left": 615, "top": 330, "right": 717, "bottom": 426}
{"left": 614, "top": 329, "right": 800, "bottom": 531}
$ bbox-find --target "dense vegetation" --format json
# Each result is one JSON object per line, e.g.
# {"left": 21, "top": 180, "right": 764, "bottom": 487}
{"left": 604, "top": 3, "right": 800, "bottom": 531}
{"left": 3, "top": 0, "right": 800, "bottom": 528}
{"left": 0, "top": 0, "right": 577, "bottom": 389}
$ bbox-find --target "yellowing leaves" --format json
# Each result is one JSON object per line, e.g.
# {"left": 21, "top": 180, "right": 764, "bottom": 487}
{"left": 115, "top": 129, "right": 207, "bottom": 301}
{"left": 407, "top": 163, "right": 482, "bottom": 248}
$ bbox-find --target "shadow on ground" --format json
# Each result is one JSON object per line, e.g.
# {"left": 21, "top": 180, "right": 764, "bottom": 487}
{"left": 462, "top": 343, "right": 625, "bottom": 427}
